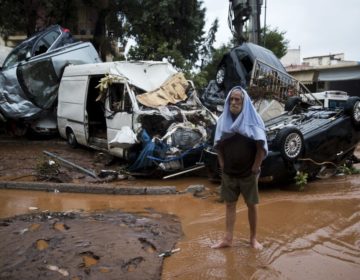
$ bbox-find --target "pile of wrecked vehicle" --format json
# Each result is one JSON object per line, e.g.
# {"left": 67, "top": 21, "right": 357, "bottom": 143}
{"left": 203, "top": 43, "right": 360, "bottom": 185}
{"left": 1, "top": 26, "right": 359, "bottom": 184}
{"left": 0, "top": 25, "right": 101, "bottom": 136}
{"left": 0, "top": 25, "right": 217, "bottom": 178}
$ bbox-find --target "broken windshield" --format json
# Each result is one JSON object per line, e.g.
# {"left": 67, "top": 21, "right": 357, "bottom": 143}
{"left": 2, "top": 37, "right": 37, "bottom": 69}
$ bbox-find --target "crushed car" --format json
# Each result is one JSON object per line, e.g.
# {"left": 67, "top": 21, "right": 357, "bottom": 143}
{"left": 205, "top": 89, "right": 360, "bottom": 185}
{"left": 261, "top": 91, "right": 360, "bottom": 184}
{"left": 203, "top": 42, "right": 360, "bottom": 185}
{"left": 215, "top": 42, "right": 289, "bottom": 94}
{"left": 57, "top": 61, "right": 217, "bottom": 177}
{"left": 202, "top": 42, "right": 309, "bottom": 116}
{"left": 0, "top": 24, "right": 101, "bottom": 136}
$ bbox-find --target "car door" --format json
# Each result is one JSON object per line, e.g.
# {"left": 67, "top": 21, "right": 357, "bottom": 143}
{"left": 105, "top": 82, "right": 134, "bottom": 154}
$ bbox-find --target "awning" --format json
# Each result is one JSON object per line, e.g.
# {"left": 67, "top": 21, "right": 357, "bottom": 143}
{"left": 318, "top": 67, "right": 360, "bottom": 81}
{"left": 291, "top": 71, "right": 315, "bottom": 84}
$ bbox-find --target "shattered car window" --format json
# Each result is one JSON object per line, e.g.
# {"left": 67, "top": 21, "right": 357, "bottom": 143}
{"left": 33, "top": 30, "right": 60, "bottom": 55}
{"left": 109, "top": 83, "right": 132, "bottom": 112}
{"left": 2, "top": 37, "right": 37, "bottom": 69}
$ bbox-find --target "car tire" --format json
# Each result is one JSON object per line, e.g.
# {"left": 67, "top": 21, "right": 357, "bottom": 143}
{"left": 273, "top": 127, "right": 304, "bottom": 161}
{"left": 284, "top": 96, "right": 302, "bottom": 112}
{"left": 344, "top": 96, "right": 360, "bottom": 128}
{"left": 67, "top": 129, "right": 78, "bottom": 148}
{"left": 215, "top": 64, "right": 226, "bottom": 88}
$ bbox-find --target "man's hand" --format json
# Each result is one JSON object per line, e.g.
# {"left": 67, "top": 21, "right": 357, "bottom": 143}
{"left": 252, "top": 141, "right": 265, "bottom": 175}
{"left": 251, "top": 165, "right": 261, "bottom": 175}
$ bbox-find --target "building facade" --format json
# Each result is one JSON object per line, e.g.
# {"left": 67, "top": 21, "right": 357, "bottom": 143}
{"left": 285, "top": 53, "right": 360, "bottom": 97}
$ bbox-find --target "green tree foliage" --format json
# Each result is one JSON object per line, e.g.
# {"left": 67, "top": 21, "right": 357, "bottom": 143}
{"left": 199, "top": 18, "right": 219, "bottom": 69}
{"left": 0, "top": 0, "right": 207, "bottom": 69}
{"left": 0, "top": 0, "right": 77, "bottom": 38}
{"left": 261, "top": 26, "right": 289, "bottom": 58}
{"left": 0, "top": 1, "right": 25, "bottom": 37}
{"left": 192, "top": 43, "right": 230, "bottom": 90}
{"left": 119, "top": 0, "right": 206, "bottom": 70}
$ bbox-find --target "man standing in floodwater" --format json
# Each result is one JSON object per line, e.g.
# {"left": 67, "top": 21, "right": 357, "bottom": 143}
{"left": 211, "top": 87, "right": 267, "bottom": 249}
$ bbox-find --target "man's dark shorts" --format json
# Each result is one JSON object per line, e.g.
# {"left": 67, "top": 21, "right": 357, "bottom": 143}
{"left": 221, "top": 172, "right": 259, "bottom": 204}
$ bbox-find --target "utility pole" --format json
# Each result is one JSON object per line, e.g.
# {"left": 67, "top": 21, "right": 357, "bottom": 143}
{"left": 229, "top": 0, "right": 263, "bottom": 45}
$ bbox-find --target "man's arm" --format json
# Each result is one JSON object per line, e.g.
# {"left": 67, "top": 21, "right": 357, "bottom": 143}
{"left": 216, "top": 144, "right": 225, "bottom": 171}
{"left": 252, "top": 141, "right": 265, "bottom": 174}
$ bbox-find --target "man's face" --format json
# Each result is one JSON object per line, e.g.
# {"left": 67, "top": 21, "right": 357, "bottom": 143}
{"left": 229, "top": 90, "right": 243, "bottom": 115}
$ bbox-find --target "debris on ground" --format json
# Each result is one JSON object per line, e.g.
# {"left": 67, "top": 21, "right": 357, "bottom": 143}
{"left": 0, "top": 210, "right": 182, "bottom": 280}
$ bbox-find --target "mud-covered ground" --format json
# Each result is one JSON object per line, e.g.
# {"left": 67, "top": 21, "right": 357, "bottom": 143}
{"left": 1, "top": 136, "right": 360, "bottom": 279}
{"left": 0, "top": 210, "right": 182, "bottom": 280}
{"left": 0, "top": 136, "right": 127, "bottom": 183}
{"left": 0, "top": 136, "right": 184, "bottom": 280}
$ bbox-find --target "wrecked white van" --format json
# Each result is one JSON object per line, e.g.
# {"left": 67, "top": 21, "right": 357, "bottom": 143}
{"left": 57, "top": 61, "right": 217, "bottom": 175}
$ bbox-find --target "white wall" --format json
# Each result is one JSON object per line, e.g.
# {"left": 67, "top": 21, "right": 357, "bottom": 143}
{"left": 281, "top": 48, "right": 301, "bottom": 67}
{"left": 303, "top": 54, "right": 344, "bottom": 66}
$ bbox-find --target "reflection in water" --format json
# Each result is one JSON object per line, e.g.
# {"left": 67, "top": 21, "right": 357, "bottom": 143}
{"left": 0, "top": 173, "right": 360, "bottom": 280}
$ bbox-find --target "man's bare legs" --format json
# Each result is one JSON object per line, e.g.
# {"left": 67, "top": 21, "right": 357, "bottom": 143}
{"left": 211, "top": 201, "right": 237, "bottom": 248}
{"left": 247, "top": 203, "right": 263, "bottom": 249}
{"left": 212, "top": 202, "right": 263, "bottom": 249}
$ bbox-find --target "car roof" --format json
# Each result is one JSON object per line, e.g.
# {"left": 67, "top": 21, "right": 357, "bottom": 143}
{"left": 63, "top": 61, "right": 178, "bottom": 92}
{"left": 14, "top": 25, "right": 63, "bottom": 47}
{"left": 232, "top": 42, "right": 286, "bottom": 72}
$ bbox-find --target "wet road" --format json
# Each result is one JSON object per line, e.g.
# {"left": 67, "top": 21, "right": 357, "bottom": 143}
{"left": 1, "top": 173, "right": 359, "bottom": 280}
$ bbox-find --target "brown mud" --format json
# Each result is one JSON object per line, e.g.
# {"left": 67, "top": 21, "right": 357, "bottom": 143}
{"left": 0, "top": 136, "right": 186, "bottom": 280}
{"left": 0, "top": 137, "right": 359, "bottom": 279}
{"left": 0, "top": 136, "right": 206, "bottom": 191}
{"left": 0, "top": 136, "right": 130, "bottom": 184}
{"left": 0, "top": 210, "right": 181, "bottom": 280}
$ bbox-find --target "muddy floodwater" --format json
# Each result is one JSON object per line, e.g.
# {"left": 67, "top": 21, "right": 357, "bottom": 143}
{"left": 1, "top": 172, "right": 359, "bottom": 279}
{"left": 0, "top": 138, "right": 359, "bottom": 279}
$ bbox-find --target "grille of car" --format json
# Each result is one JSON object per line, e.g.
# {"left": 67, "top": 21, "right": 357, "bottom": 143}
{"left": 298, "top": 118, "right": 335, "bottom": 135}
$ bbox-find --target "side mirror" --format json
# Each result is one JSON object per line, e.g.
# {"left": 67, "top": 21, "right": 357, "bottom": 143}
{"left": 25, "top": 51, "right": 32, "bottom": 60}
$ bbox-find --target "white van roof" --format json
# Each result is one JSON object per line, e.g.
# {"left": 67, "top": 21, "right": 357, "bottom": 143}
{"left": 62, "top": 61, "right": 178, "bottom": 92}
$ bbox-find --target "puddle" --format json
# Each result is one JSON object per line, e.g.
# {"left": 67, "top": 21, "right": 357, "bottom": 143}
{"left": 36, "top": 239, "right": 49, "bottom": 250}
{"left": 0, "top": 144, "right": 359, "bottom": 279}
{"left": 81, "top": 253, "right": 99, "bottom": 268}
{"left": 0, "top": 210, "right": 181, "bottom": 279}
{"left": 53, "top": 222, "right": 69, "bottom": 231}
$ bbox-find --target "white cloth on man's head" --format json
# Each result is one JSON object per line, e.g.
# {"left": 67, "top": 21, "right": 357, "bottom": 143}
{"left": 214, "top": 86, "right": 268, "bottom": 157}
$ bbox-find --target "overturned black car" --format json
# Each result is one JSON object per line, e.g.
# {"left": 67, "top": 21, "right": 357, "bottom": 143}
{"left": 261, "top": 93, "right": 360, "bottom": 184}
{"left": 205, "top": 91, "right": 360, "bottom": 185}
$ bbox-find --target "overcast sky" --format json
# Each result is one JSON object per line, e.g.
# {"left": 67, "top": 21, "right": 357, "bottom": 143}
{"left": 203, "top": 0, "right": 360, "bottom": 62}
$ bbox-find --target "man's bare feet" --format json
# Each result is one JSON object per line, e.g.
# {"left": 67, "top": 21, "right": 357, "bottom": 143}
{"left": 211, "top": 238, "right": 232, "bottom": 249}
{"left": 250, "top": 238, "right": 263, "bottom": 250}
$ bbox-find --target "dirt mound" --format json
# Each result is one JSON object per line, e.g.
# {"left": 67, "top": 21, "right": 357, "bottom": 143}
{"left": 0, "top": 210, "right": 182, "bottom": 280}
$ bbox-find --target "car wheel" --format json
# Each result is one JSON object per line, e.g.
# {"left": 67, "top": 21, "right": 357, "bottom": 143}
{"left": 274, "top": 127, "right": 304, "bottom": 161}
{"left": 67, "top": 129, "right": 78, "bottom": 148}
{"left": 284, "top": 96, "right": 302, "bottom": 112}
{"left": 215, "top": 65, "right": 226, "bottom": 88}
{"left": 344, "top": 96, "right": 360, "bottom": 128}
